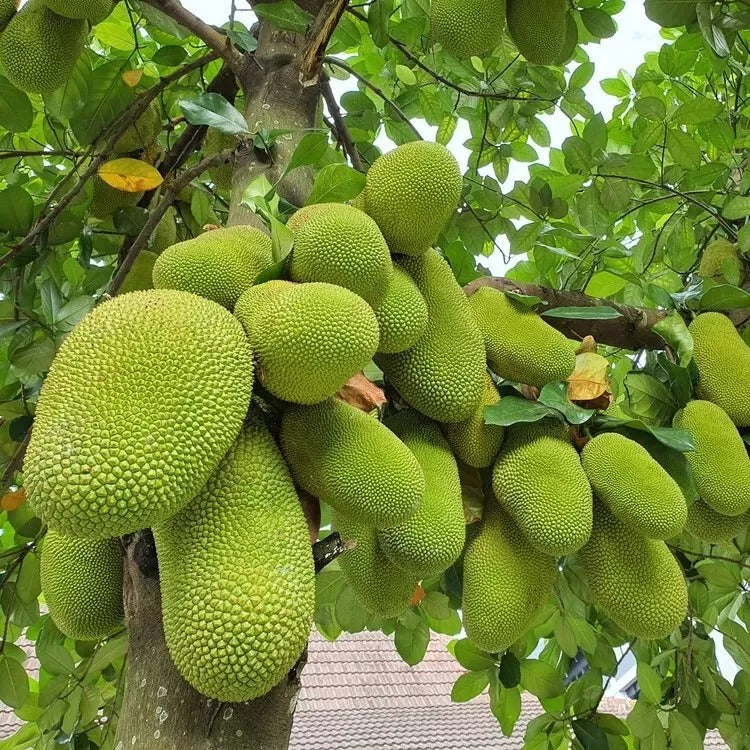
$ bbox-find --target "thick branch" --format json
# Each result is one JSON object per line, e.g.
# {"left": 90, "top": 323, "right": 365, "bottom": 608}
{"left": 312, "top": 532, "right": 347, "bottom": 573}
{"left": 300, "top": 0, "right": 350, "bottom": 82}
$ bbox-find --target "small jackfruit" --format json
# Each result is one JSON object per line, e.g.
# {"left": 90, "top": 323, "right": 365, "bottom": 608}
{"left": 372, "top": 266, "right": 429, "bottom": 354}
{"left": 363, "top": 142, "right": 462, "bottom": 256}
{"left": 152, "top": 226, "right": 273, "bottom": 309}
{"left": 579, "top": 504, "right": 688, "bottom": 640}
{"left": 492, "top": 419, "right": 593, "bottom": 555}
{"left": 462, "top": 503, "right": 557, "bottom": 653}
{"left": 685, "top": 500, "right": 750, "bottom": 544}
{"left": 25, "top": 290, "right": 253, "bottom": 538}
{"left": 376, "top": 250, "right": 485, "bottom": 423}
{"left": 280, "top": 399, "right": 424, "bottom": 528}
{"left": 45, "top": 0, "right": 112, "bottom": 22}
{"left": 582, "top": 432, "right": 687, "bottom": 539}
{"left": 506, "top": 0, "right": 567, "bottom": 65}
{"left": 154, "top": 418, "right": 315, "bottom": 702}
{"left": 468, "top": 287, "right": 575, "bottom": 387}
{"left": 204, "top": 128, "right": 235, "bottom": 188}
{"left": 644, "top": 0, "right": 697, "bottom": 28}
{"left": 90, "top": 176, "right": 143, "bottom": 219}
{"left": 0, "top": 0, "right": 18, "bottom": 31}
{"left": 150, "top": 206, "right": 178, "bottom": 254}
{"left": 40, "top": 531, "right": 124, "bottom": 640}
{"left": 698, "top": 238, "right": 744, "bottom": 283}
{"left": 672, "top": 400, "right": 750, "bottom": 517}
{"left": 113, "top": 102, "right": 161, "bottom": 154}
{"left": 429, "top": 0, "right": 506, "bottom": 58}
{"left": 117, "top": 250, "right": 157, "bottom": 295}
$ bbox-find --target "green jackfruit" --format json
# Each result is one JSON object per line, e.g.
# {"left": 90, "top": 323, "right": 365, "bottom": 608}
{"left": 443, "top": 373, "right": 504, "bottom": 468}
{"left": 492, "top": 419, "right": 592, "bottom": 555}
{"left": 689, "top": 313, "right": 750, "bottom": 426}
{"left": 117, "top": 250, "right": 157, "bottom": 295}
{"left": 288, "top": 203, "right": 392, "bottom": 306}
{"left": 113, "top": 102, "right": 161, "bottom": 154}
{"left": 373, "top": 266, "right": 429, "bottom": 354}
{"left": 673, "top": 400, "right": 750, "bottom": 516}
{"left": 0, "top": 0, "right": 86, "bottom": 93}
{"left": 582, "top": 433, "right": 687, "bottom": 539}
{"left": 378, "top": 413, "right": 465, "bottom": 576}
{"left": 280, "top": 399, "right": 424, "bottom": 528}
{"left": 579, "top": 504, "right": 688, "bottom": 639}
{"left": 468, "top": 287, "right": 575, "bottom": 387}
{"left": 644, "top": 0, "right": 697, "bottom": 27}
{"left": 150, "top": 206, "right": 177, "bottom": 254}
{"left": 25, "top": 290, "right": 253, "bottom": 538}
{"left": 40, "top": 531, "right": 123, "bottom": 640}
{"left": 376, "top": 250, "right": 485, "bottom": 423}
{"left": 152, "top": 226, "right": 273, "bottom": 309}
{"left": 685, "top": 500, "right": 750, "bottom": 543}
{"left": 235, "top": 282, "right": 379, "bottom": 404}
{"left": 204, "top": 128, "right": 235, "bottom": 189}
{"left": 232, "top": 280, "right": 296, "bottom": 335}
{"left": 0, "top": 0, "right": 18, "bottom": 31}
{"left": 45, "top": 0, "right": 112, "bottom": 21}
{"left": 90, "top": 176, "right": 143, "bottom": 219}
{"left": 698, "top": 238, "right": 744, "bottom": 283}
{"left": 506, "top": 0, "right": 567, "bottom": 65}
{"left": 463, "top": 503, "right": 556, "bottom": 653}
{"left": 363, "top": 142, "right": 462, "bottom": 256}
{"left": 154, "top": 418, "right": 315, "bottom": 702}
{"left": 334, "top": 511, "right": 418, "bottom": 617}
{"left": 429, "top": 0, "right": 506, "bottom": 58}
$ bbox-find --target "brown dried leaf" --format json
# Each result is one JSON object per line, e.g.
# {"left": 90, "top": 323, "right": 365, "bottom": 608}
{"left": 575, "top": 335, "right": 597, "bottom": 354}
{"left": 410, "top": 584, "right": 425, "bottom": 607}
{"left": 1, "top": 487, "right": 26, "bottom": 511}
{"left": 337, "top": 372, "right": 387, "bottom": 413}
{"left": 122, "top": 69, "right": 143, "bottom": 87}
{"left": 567, "top": 352, "right": 610, "bottom": 401}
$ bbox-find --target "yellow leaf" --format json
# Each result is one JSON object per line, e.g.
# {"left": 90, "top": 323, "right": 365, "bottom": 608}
{"left": 98, "top": 159, "right": 163, "bottom": 193}
{"left": 122, "top": 69, "right": 143, "bottom": 87}
{"left": 567, "top": 352, "right": 610, "bottom": 401}
{"left": 575, "top": 335, "right": 597, "bottom": 354}
{"left": 1, "top": 487, "right": 26, "bottom": 511}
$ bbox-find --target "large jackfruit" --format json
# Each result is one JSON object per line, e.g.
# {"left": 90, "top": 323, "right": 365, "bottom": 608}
{"left": 378, "top": 413, "right": 465, "bottom": 577}
{"left": 463, "top": 503, "right": 556, "bottom": 653}
{"left": 154, "top": 418, "right": 315, "bottom": 702}
{"left": 363, "top": 142, "right": 462, "bottom": 256}
{"left": 152, "top": 226, "right": 273, "bottom": 309}
{"left": 280, "top": 399, "right": 424, "bottom": 528}
{"left": 113, "top": 102, "right": 161, "bottom": 154}
{"left": 506, "top": 0, "right": 567, "bottom": 66}
{"left": 334, "top": 511, "right": 419, "bottom": 617}
{"left": 376, "top": 250, "right": 485, "bottom": 423}
{"left": 579, "top": 504, "right": 688, "bottom": 639}
{"left": 582, "top": 432, "right": 687, "bottom": 539}
{"left": 0, "top": 0, "right": 18, "bottom": 31}
{"left": 685, "top": 500, "right": 750, "bottom": 544}
{"left": 40, "top": 532, "right": 124, "bottom": 640}
{"left": 235, "top": 282, "right": 379, "bottom": 405}
{"left": 689, "top": 313, "right": 750, "bottom": 426}
{"left": 429, "top": 0, "right": 506, "bottom": 58}
{"left": 373, "top": 266, "right": 429, "bottom": 354}
{"left": 443, "top": 373, "right": 505, "bottom": 468}
{"left": 25, "top": 290, "right": 253, "bottom": 538}
{"left": 90, "top": 176, "right": 143, "bottom": 219}
{"left": 288, "top": 203, "right": 392, "bottom": 307}
{"left": 492, "top": 419, "right": 592, "bottom": 555}
{"left": 150, "top": 206, "right": 178, "bottom": 254}
{"left": 117, "top": 250, "right": 157, "bottom": 295}
{"left": 698, "top": 238, "right": 744, "bottom": 283}
{"left": 45, "top": 0, "right": 112, "bottom": 22}
{"left": 468, "top": 287, "right": 575, "bottom": 387}
{"left": 672, "top": 400, "right": 750, "bottom": 517}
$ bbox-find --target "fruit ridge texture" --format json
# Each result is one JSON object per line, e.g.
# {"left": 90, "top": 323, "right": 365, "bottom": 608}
{"left": 698, "top": 238, "right": 743, "bottom": 282}
{"left": 90, "top": 177, "right": 143, "bottom": 219}
{"left": 0, "top": 0, "right": 18, "bottom": 31}
{"left": 45, "top": 0, "right": 112, "bottom": 21}
{"left": 685, "top": 500, "right": 750, "bottom": 543}
{"left": 113, "top": 102, "right": 161, "bottom": 154}
{"left": 372, "top": 265, "right": 429, "bottom": 354}
{"left": 25, "top": 290, "right": 253, "bottom": 538}
{"left": 117, "top": 250, "right": 157, "bottom": 295}
{"left": 506, "top": 0, "right": 567, "bottom": 65}
{"left": 429, "top": 0, "right": 506, "bottom": 58}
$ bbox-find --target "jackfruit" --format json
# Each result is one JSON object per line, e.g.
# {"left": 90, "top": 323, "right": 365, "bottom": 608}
{"left": 363, "top": 142, "right": 462, "bottom": 256}
{"left": 0, "top": 0, "right": 18, "bottom": 31}
{"left": 233, "top": 279, "right": 296, "bottom": 335}
{"left": 117, "top": 250, "right": 157, "bottom": 295}
{"left": 372, "top": 266, "right": 429, "bottom": 354}
{"left": 492, "top": 419, "right": 592, "bottom": 555}
{"left": 152, "top": 226, "right": 273, "bottom": 309}
{"left": 689, "top": 313, "right": 750, "bottom": 426}
{"left": 40, "top": 531, "right": 124, "bottom": 640}
{"left": 468, "top": 287, "right": 575, "bottom": 387}
{"left": 378, "top": 413, "right": 465, "bottom": 576}
{"left": 235, "top": 282, "right": 379, "bottom": 404}
{"left": 25, "top": 290, "right": 253, "bottom": 538}
{"left": 288, "top": 203, "right": 392, "bottom": 307}
{"left": 45, "top": 0, "right": 112, "bottom": 22}
{"left": 0, "top": 0, "right": 87, "bottom": 94}
{"left": 685, "top": 500, "right": 750, "bottom": 544}
{"left": 286, "top": 203, "right": 335, "bottom": 232}
{"left": 376, "top": 250, "right": 485, "bottom": 423}
{"left": 113, "top": 101, "right": 161, "bottom": 154}
{"left": 150, "top": 206, "right": 177, "bottom": 254}
{"left": 672, "top": 400, "right": 750, "bottom": 516}
{"left": 154, "top": 418, "right": 315, "bottom": 702}
{"left": 334, "top": 511, "right": 419, "bottom": 617}
{"left": 442, "top": 373, "right": 504, "bottom": 468}
{"left": 462, "top": 503, "right": 556, "bottom": 653}
{"left": 280, "top": 399, "right": 424, "bottom": 528}
{"left": 579, "top": 504, "right": 688, "bottom": 639}
{"left": 429, "top": 0, "right": 505, "bottom": 58}
{"left": 204, "top": 128, "right": 235, "bottom": 188}
{"left": 698, "top": 238, "right": 744, "bottom": 283}
{"left": 582, "top": 432, "right": 687, "bottom": 539}
{"left": 506, "top": 0, "right": 566, "bottom": 66}
{"left": 644, "top": 0, "right": 697, "bottom": 28}
{"left": 90, "top": 176, "right": 143, "bottom": 219}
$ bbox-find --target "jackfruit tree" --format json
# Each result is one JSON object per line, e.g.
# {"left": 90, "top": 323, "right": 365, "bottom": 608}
{"left": 0, "top": 1, "right": 749, "bottom": 750}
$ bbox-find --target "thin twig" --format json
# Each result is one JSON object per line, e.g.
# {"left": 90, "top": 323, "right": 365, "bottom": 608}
{"left": 321, "top": 78, "right": 363, "bottom": 171}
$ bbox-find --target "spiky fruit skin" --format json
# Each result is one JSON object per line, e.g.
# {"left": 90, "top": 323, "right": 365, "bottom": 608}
{"left": 90, "top": 177, "right": 143, "bottom": 219}
{"left": 506, "top": 0, "right": 567, "bottom": 65}
{"left": 685, "top": 500, "right": 750, "bottom": 543}
{"left": 363, "top": 142, "right": 462, "bottom": 256}
{"left": 579, "top": 504, "right": 688, "bottom": 640}
{"left": 376, "top": 250, "right": 485, "bottom": 423}
{"left": 25, "top": 290, "right": 253, "bottom": 538}
{"left": 113, "top": 102, "right": 161, "bottom": 154}
{"left": 463, "top": 503, "right": 556, "bottom": 653}
{"left": 689, "top": 313, "right": 750, "bottom": 426}
{"left": 430, "top": 0, "right": 506, "bottom": 58}
{"left": 468, "top": 287, "right": 575, "bottom": 387}
{"left": 582, "top": 433, "right": 687, "bottom": 539}
{"left": 334, "top": 511, "right": 418, "bottom": 617}
{"left": 204, "top": 128, "right": 235, "bottom": 188}
{"left": 673, "top": 400, "right": 750, "bottom": 516}
{"left": 492, "top": 419, "right": 592, "bottom": 555}
{"left": 0, "top": 0, "right": 86, "bottom": 93}
{"left": 378, "top": 413, "right": 465, "bottom": 577}
{"left": 233, "top": 280, "right": 296, "bottom": 335}
{"left": 152, "top": 226, "right": 273, "bottom": 309}
{"left": 373, "top": 266, "right": 429, "bottom": 354}
{"left": 644, "top": 0, "right": 697, "bottom": 27}
{"left": 45, "top": 0, "right": 111, "bottom": 21}
{"left": 150, "top": 206, "right": 177, "bottom": 254}
{"left": 698, "top": 238, "right": 743, "bottom": 283}
{"left": 117, "top": 250, "right": 157, "bottom": 295}
{"left": 40, "top": 532, "right": 123, "bottom": 640}
{"left": 280, "top": 399, "right": 424, "bottom": 528}
{"left": 154, "top": 419, "right": 315, "bottom": 702}
{"left": 0, "top": 0, "right": 18, "bottom": 31}
{"left": 443, "top": 373, "right": 505, "bottom": 468}
{"left": 235, "top": 282, "right": 379, "bottom": 405}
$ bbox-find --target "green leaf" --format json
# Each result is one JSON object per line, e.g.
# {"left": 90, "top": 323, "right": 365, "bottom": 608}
{"left": 453, "top": 638, "right": 496, "bottom": 671}
{"left": 451, "top": 670, "right": 489, "bottom": 702}
{"left": 666, "top": 128, "right": 701, "bottom": 169}
{"left": 572, "top": 719, "right": 608, "bottom": 750}
{"left": 394, "top": 609, "right": 429, "bottom": 666}
{"left": 622, "top": 372, "right": 678, "bottom": 424}
{"left": 538, "top": 382, "right": 595, "bottom": 425}
{"left": 84, "top": 634, "right": 128, "bottom": 679}
{"left": 37, "top": 643, "right": 75, "bottom": 676}
{"left": 0, "top": 655, "right": 29, "bottom": 709}
{"left": 254, "top": 0, "right": 313, "bottom": 34}
{"left": 519, "top": 659, "right": 565, "bottom": 699}
{"left": 0, "top": 78, "right": 33, "bottom": 133}
{"left": 0, "top": 186, "right": 34, "bottom": 236}
{"left": 668, "top": 711, "right": 704, "bottom": 749}
{"left": 673, "top": 98, "right": 723, "bottom": 125}
{"left": 152, "top": 45, "right": 189, "bottom": 66}
{"left": 285, "top": 131, "right": 330, "bottom": 174}
{"left": 636, "top": 662, "right": 663, "bottom": 704}
{"left": 489, "top": 681, "right": 521, "bottom": 736}
{"left": 652, "top": 312, "right": 693, "bottom": 367}
{"left": 179, "top": 94, "right": 249, "bottom": 134}
{"left": 497, "top": 652, "right": 521, "bottom": 688}
{"left": 420, "top": 591, "right": 452, "bottom": 621}
{"left": 306, "top": 163, "right": 365, "bottom": 205}
{"left": 367, "top": 0, "right": 393, "bottom": 47}
{"left": 541, "top": 306, "right": 622, "bottom": 320}
{"left": 698, "top": 284, "right": 750, "bottom": 311}
{"left": 628, "top": 699, "right": 658, "bottom": 738}
{"left": 723, "top": 196, "right": 750, "bottom": 220}
{"left": 483, "top": 397, "right": 559, "bottom": 427}
{"left": 580, "top": 8, "right": 617, "bottom": 38}
{"left": 269, "top": 216, "right": 293, "bottom": 263}
{"left": 334, "top": 584, "right": 370, "bottom": 632}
